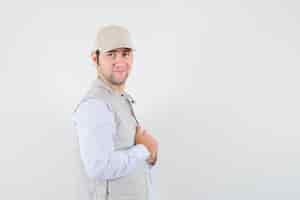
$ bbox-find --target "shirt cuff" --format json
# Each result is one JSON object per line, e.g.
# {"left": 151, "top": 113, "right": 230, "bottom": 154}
{"left": 128, "top": 144, "right": 150, "bottom": 161}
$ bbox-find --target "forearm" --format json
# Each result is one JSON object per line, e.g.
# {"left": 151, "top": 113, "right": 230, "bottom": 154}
{"left": 83, "top": 144, "right": 149, "bottom": 180}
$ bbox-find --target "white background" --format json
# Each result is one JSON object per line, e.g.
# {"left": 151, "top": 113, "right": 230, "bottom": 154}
{"left": 1, "top": 0, "right": 300, "bottom": 199}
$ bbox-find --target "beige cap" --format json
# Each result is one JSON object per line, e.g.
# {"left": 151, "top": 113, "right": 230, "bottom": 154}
{"left": 93, "top": 25, "right": 134, "bottom": 52}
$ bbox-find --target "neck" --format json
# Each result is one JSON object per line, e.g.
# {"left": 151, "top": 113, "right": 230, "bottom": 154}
{"left": 97, "top": 74, "right": 125, "bottom": 94}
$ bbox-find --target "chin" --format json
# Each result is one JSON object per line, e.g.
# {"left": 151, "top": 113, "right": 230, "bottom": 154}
{"left": 111, "top": 75, "right": 128, "bottom": 85}
{"left": 111, "top": 79, "right": 126, "bottom": 85}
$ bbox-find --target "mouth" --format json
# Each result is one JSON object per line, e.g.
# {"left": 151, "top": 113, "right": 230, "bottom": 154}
{"left": 113, "top": 69, "right": 127, "bottom": 74}
{"left": 113, "top": 70, "right": 125, "bottom": 72}
{"left": 113, "top": 71, "right": 127, "bottom": 78}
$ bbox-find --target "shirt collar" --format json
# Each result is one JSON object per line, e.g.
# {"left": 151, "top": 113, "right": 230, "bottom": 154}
{"left": 91, "top": 78, "right": 136, "bottom": 104}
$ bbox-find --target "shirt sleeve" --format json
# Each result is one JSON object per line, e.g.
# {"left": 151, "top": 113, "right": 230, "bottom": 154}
{"left": 72, "top": 98, "right": 150, "bottom": 181}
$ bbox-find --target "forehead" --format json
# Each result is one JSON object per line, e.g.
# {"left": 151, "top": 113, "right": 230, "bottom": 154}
{"left": 105, "top": 48, "right": 132, "bottom": 53}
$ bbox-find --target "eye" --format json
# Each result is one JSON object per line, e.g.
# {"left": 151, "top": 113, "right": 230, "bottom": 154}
{"left": 122, "top": 52, "right": 130, "bottom": 57}
{"left": 106, "top": 53, "right": 113, "bottom": 57}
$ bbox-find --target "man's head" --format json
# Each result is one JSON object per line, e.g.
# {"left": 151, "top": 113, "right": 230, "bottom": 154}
{"left": 91, "top": 25, "right": 134, "bottom": 87}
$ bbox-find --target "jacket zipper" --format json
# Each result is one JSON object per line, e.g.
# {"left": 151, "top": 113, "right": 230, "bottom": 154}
{"left": 105, "top": 180, "right": 109, "bottom": 200}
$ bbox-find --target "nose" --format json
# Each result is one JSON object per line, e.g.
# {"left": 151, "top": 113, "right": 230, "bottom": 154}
{"left": 113, "top": 54, "right": 127, "bottom": 66}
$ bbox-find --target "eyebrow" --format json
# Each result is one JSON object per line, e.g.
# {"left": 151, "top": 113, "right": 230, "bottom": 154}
{"left": 106, "top": 48, "right": 132, "bottom": 53}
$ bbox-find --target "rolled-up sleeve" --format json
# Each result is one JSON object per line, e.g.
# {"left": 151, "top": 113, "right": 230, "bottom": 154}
{"left": 72, "top": 98, "right": 150, "bottom": 181}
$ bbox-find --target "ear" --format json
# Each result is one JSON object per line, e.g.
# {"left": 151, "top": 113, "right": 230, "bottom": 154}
{"left": 91, "top": 51, "right": 98, "bottom": 64}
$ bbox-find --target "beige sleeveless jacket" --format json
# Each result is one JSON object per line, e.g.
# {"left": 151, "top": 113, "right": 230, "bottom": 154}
{"left": 73, "top": 78, "right": 150, "bottom": 200}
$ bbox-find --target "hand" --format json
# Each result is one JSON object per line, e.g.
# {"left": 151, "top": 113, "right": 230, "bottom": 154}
{"left": 135, "top": 126, "right": 158, "bottom": 163}
{"left": 146, "top": 151, "right": 158, "bottom": 165}
{"left": 143, "top": 128, "right": 158, "bottom": 165}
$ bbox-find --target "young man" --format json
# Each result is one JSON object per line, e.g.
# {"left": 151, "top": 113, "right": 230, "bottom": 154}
{"left": 72, "top": 25, "right": 158, "bottom": 200}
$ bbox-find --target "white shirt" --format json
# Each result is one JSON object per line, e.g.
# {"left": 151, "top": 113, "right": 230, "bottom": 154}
{"left": 72, "top": 98, "right": 156, "bottom": 199}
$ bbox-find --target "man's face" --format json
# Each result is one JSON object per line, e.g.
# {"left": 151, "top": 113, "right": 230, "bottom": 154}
{"left": 97, "top": 48, "right": 133, "bottom": 86}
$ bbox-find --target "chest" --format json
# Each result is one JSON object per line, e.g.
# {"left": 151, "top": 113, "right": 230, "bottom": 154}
{"left": 110, "top": 97, "right": 138, "bottom": 150}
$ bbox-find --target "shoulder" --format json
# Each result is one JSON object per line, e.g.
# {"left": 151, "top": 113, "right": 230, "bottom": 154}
{"left": 75, "top": 98, "right": 112, "bottom": 115}
{"left": 85, "top": 86, "right": 112, "bottom": 103}
{"left": 72, "top": 98, "right": 114, "bottom": 125}
{"left": 73, "top": 85, "right": 113, "bottom": 112}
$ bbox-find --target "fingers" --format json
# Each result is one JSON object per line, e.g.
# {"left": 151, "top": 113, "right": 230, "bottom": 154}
{"left": 147, "top": 151, "right": 158, "bottom": 165}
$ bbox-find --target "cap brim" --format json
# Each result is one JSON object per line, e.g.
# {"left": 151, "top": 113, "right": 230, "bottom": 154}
{"left": 102, "top": 45, "right": 135, "bottom": 52}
